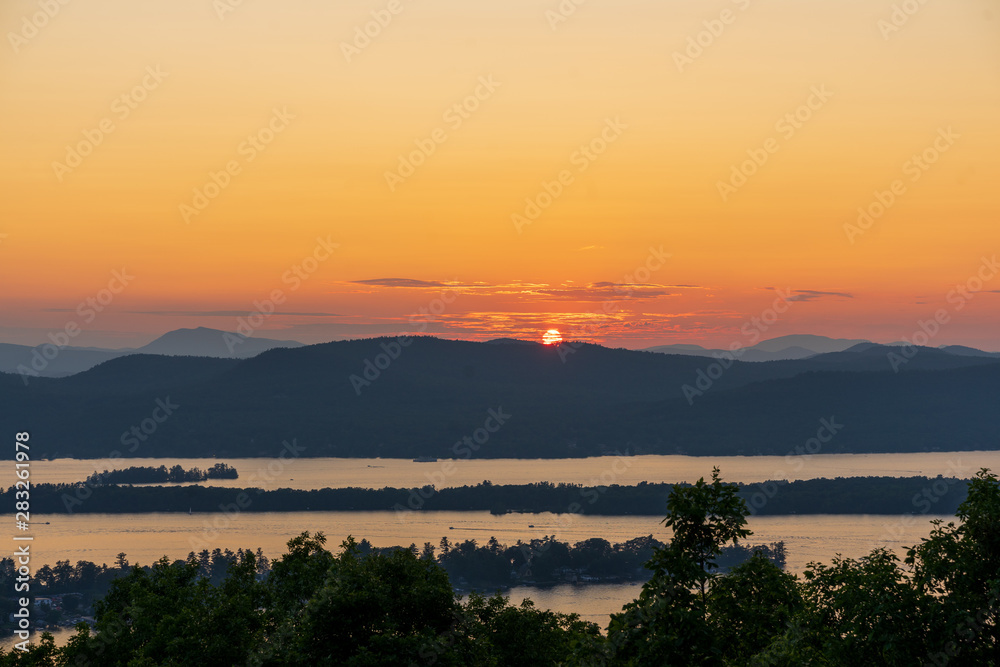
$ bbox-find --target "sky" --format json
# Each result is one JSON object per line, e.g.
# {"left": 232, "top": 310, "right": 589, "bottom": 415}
{"left": 1, "top": 0, "right": 998, "bottom": 350}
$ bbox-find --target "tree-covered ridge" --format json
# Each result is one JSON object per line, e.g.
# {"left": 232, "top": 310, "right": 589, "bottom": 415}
{"left": 6, "top": 475, "right": 971, "bottom": 515}
{"left": 2, "top": 336, "right": 998, "bottom": 459}
{"left": 2, "top": 468, "right": 997, "bottom": 665}
{"left": 84, "top": 463, "right": 238, "bottom": 485}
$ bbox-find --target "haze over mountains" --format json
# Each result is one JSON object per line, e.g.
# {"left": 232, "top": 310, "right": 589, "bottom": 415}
{"left": 4, "top": 329, "right": 998, "bottom": 378}
{"left": 0, "top": 327, "right": 303, "bottom": 377}
{"left": 645, "top": 334, "right": 876, "bottom": 362}
{"left": 1, "top": 333, "right": 997, "bottom": 460}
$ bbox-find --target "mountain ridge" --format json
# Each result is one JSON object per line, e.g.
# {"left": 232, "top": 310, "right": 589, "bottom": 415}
{"left": 2, "top": 336, "right": 997, "bottom": 459}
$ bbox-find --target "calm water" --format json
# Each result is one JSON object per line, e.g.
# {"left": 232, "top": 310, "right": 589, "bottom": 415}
{"left": 26, "top": 451, "right": 997, "bottom": 490}
{"left": 8, "top": 450, "right": 986, "bottom": 647}
{"left": 16, "top": 510, "right": 952, "bottom": 631}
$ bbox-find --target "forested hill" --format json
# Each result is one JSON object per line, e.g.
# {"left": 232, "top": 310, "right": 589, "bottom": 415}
{"left": 7, "top": 476, "right": 971, "bottom": 516}
{"left": 1, "top": 336, "right": 998, "bottom": 459}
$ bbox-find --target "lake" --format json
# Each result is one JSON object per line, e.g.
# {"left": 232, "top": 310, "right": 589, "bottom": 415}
{"left": 19, "top": 509, "right": 953, "bottom": 630}
{"left": 8, "top": 449, "right": 989, "bottom": 647}
{"left": 26, "top": 450, "right": 998, "bottom": 490}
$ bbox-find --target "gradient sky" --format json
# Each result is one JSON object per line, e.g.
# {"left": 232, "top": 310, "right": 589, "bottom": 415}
{"left": 2, "top": 0, "right": 998, "bottom": 350}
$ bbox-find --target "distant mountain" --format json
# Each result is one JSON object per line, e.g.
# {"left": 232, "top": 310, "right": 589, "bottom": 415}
{"left": 132, "top": 327, "right": 304, "bottom": 358}
{"left": 645, "top": 334, "right": 871, "bottom": 362}
{"left": 0, "top": 343, "right": 121, "bottom": 378}
{"left": 0, "top": 328, "right": 304, "bottom": 377}
{"left": 749, "top": 334, "right": 871, "bottom": 354}
{"left": 1, "top": 336, "right": 997, "bottom": 459}
{"left": 645, "top": 343, "right": 710, "bottom": 352}
{"left": 769, "top": 343, "right": 998, "bottom": 373}
{"left": 939, "top": 345, "right": 1000, "bottom": 358}
{"left": 644, "top": 334, "right": 1000, "bottom": 363}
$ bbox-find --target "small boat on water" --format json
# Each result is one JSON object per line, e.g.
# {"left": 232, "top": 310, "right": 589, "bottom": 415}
{"left": 412, "top": 457, "right": 437, "bottom": 463}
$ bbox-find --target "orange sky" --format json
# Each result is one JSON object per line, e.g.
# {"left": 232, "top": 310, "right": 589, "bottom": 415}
{"left": 1, "top": 0, "right": 998, "bottom": 349}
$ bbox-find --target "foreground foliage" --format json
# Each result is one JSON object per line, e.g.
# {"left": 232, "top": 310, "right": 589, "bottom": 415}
{"left": 2, "top": 468, "right": 997, "bottom": 666}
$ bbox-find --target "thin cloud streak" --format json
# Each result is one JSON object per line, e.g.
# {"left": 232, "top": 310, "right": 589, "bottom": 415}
{"left": 346, "top": 278, "right": 704, "bottom": 302}
{"left": 121, "top": 310, "right": 344, "bottom": 317}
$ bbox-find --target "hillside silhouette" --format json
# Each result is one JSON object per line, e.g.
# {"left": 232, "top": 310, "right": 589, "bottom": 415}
{"left": 1, "top": 336, "right": 997, "bottom": 458}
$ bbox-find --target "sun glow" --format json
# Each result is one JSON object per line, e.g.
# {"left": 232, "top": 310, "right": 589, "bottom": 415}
{"left": 543, "top": 329, "right": 563, "bottom": 345}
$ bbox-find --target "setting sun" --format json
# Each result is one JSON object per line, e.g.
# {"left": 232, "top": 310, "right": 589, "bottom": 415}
{"left": 543, "top": 329, "right": 563, "bottom": 345}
